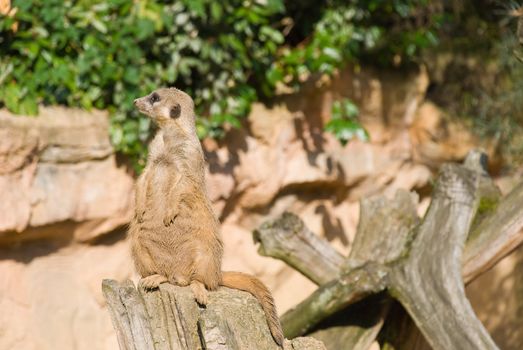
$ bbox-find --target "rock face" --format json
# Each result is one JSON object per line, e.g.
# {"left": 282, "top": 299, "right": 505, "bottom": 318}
{"left": 0, "top": 234, "right": 132, "bottom": 350}
{"left": 0, "top": 65, "right": 519, "bottom": 350}
{"left": 0, "top": 107, "right": 134, "bottom": 242}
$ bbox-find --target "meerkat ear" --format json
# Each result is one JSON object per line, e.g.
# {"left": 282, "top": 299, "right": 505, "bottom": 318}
{"left": 170, "top": 103, "right": 181, "bottom": 119}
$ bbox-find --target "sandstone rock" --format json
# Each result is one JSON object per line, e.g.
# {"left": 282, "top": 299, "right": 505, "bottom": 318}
{"left": 409, "top": 101, "right": 489, "bottom": 167}
{"left": 0, "top": 107, "right": 112, "bottom": 164}
{"left": 0, "top": 121, "right": 38, "bottom": 175}
{"left": 331, "top": 64, "right": 430, "bottom": 142}
{"left": 0, "top": 107, "right": 133, "bottom": 243}
{"left": 211, "top": 64, "right": 432, "bottom": 214}
{"left": 467, "top": 242, "right": 523, "bottom": 350}
{"left": 0, "top": 236, "right": 133, "bottom": 350}
{"left": 29, "top": 157, "right": 133, "bottom": 240}
{"left": 0, "top": 162, "right": 35, "bottom": 233}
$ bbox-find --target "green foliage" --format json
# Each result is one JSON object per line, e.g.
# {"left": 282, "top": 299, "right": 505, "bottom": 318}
{"left": 325, "top": 99, "right": 368, "bottom": 145}
{"left": 425, "top": 3, "right": 523, "bottom": 165}
{"left": 1, "top": 0, "right": 285, "bottom": 167}
{"left": 267, "top": 1, "right": 443, "bottom": 92}
{"left": 0, "top": 0, "right": 444, "bottom": 168}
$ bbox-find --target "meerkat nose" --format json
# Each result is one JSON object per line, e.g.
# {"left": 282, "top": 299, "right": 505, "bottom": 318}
{"left": 133, "top": 99, "right": 138, "bottom": 106}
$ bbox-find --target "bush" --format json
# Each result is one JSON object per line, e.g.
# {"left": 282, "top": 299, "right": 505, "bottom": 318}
{"left": 0, "top": 0, "right": 442, "bottom": 168}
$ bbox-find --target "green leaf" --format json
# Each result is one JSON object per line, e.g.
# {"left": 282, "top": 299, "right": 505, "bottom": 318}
{"left": 260, "top": 26, "right": 284, "bottom": 44}
{"left": 3, "top": 83, "right": 21, "bottom": 113}
{"left": 322, "top": 47, "right": 342, "bottom": 62}
{"left": 18, "top": 96, "right": 39, "bottom": 115}
{"left": 123, "top": 67, "right": 140, "bottom": 84}
{"left": 210, "top": 3, "right": 222, "bottom": 22}
{"left": 184, "top": 0, "right": 205, "bottom": 18}
{"left": 91, "top": 18, "right": 108, "bottom": 33}
{"left": 341, "top": 100, "right": 359, "bottom": 119}
{"left": 175, "top": 12, "right": 190, "bottom": 26}
{"left": 261, "top": 0, "right": 285, "bottom": 14}
{"left": 325, "top": 118, "right": 369, "bottom": 145}
{"left": 266, "top": 65, "right": 283, "bottom": 85}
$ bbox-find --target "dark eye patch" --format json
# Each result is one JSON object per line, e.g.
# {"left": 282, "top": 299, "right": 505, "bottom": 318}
{"left": 170, "top": 103, "right": 181, "bottom": 119}
{"left": 149, "top": 92, "right": 160, "bottom": 104}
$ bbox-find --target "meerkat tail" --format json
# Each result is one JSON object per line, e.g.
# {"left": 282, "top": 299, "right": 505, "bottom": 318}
{"left": 220, "top": 271, "right": 284, "bottom": 346}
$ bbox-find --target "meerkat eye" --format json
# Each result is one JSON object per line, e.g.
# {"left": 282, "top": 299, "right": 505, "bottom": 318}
{"left": 170, "top": 103, "right": 181, "bottom": 119}
{"left": 149, "top": 93, "right": 160, "bottom": 104}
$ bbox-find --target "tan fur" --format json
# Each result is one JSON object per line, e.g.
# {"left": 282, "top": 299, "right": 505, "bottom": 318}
{"left": 129, "top": 87, "right": 284, "bottom": 346}
{"left": 221, "top": 271, "right": 284, "bottom": 345}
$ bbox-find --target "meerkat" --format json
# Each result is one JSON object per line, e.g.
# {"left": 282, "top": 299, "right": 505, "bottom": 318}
{"left": 129, "top": 87, "right": 284, "bottom": 346}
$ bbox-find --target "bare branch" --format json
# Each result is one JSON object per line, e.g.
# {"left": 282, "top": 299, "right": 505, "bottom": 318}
{"left": 253, "top": 212, "right": 344, "bottom": 285}
{"left": 280, "top": 263, "right": 388, "bottom": 339}
{"left": 463, "top": 181, "right": 523, "bottom": 282}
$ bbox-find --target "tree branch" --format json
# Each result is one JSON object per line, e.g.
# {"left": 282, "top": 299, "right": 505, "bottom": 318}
{"left": 463, "top": 180, "right": 523, "bottom": 282}
{"left": 253, "top": 212, "right": 344, "bottom": 285}
{"left": 280, "top": 263, "right": 388, "bottom": 339}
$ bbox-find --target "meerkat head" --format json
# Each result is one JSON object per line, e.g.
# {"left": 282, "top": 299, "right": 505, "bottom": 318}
{"left": 133, "top": 87, "right": 196, "bottom": 134}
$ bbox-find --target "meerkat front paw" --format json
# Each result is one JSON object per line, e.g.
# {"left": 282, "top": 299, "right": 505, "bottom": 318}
{"left": 163, "top": 206, "right": 179, "bottom": 226}
{"left": 190, "top": 281, "right": 208, "bottom": 306}
{"left": 139, "top": 274, "right": 168, "bottom": 290}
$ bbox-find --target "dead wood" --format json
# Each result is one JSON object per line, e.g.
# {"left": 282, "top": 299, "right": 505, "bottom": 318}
{"left": 255, "top": 151, "right": 523, "bottom": 349}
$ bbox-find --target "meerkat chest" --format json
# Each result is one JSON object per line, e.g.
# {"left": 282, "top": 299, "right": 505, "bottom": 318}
{"left": 150, "top": 156, "right": 181, "bottom": 190}
{"left": 149, "top": 138, "right": 181, "bottom": 168}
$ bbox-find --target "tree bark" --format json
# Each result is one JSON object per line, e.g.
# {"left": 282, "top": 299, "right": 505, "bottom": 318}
{"left": 254, "top": 212, "right": 344, "bottom": 285}
{"left": 280, "top": 263, "right": 388, "bottom": 338}
{"left": 102, "top": 280, "right": 327, "bottom": 350}
{"left": 463, "top": 180, "right": 523, "bottom": 282}
{"left": 388, "top": 164, "right": 498, "bottom": 350}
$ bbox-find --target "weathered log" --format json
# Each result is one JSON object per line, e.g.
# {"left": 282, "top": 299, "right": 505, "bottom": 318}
{"left": 519, "top": 9, "right": 523, "bottom": 45}
{"left": 254, "top": 212, "right": 344, "bottom": 285}
{"left": 255, "top": 155, "right": 512, "bottom": 282}
{"left": 256, "top": 152, "right": 523, "bottom": 349}
{"left": 254, "top": 203, "right": 404, "bottom": 350}
{"left": 388, "top": 164, "right": 498, "bottom": 350}
{"left": 280, "top": 262, "right": 388, "bottom": 338}
{"left": 257, "top": 191, "right": 419, "bottom": 342}
{"left": 463, "top": 180, "right": 523, "bottom": 282}
{"left": 254, "top": 191, "right": 419, "bottom": 287}
{"left": 102, "top": 279, "right": 326, "bottom": 350}
{"left": 344, "top": 190, "right": 420, "bottom": 270}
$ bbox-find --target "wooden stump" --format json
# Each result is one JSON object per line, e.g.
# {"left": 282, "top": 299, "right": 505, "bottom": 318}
{"left": 102, "top": 280, "right": 326, "bottom": 350}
